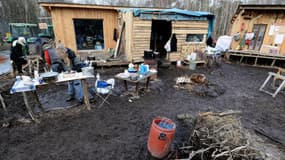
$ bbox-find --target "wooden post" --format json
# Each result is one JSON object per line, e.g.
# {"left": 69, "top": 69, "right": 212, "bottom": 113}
{"left": 28, "top": 59, "right": 32, "bottom": 74}
{"left": 0, "top": 93, "right": 7, "bottom": 112}
{"left": 114, "top": 22, "right": 125, "bottom": 58}
{"left": 81, "top": 79, "right": 91, "bottom": 110}
{"left": 135, "top": 82, "right": 139, "bottom": 97}
{"left": 123, "top": 80, "right": 128, "bottom": 92}
{"left": 146, "top": 77, "right": 151, "bottom": 92}
{"left": 22, "top": 92, "right": 39, "bottom": 122}
{"left": 36, "top": 56, "right": 39, "bottom": 71}
{"left": 32, "top": 91, "right": 44, "bottom": 112}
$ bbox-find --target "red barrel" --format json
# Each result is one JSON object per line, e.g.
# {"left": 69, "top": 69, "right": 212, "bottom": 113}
{"left": 147, "top": 117, "right": 176, "bottom": 159}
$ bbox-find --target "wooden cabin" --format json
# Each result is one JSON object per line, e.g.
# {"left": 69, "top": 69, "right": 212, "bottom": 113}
{"left": 40, "top": 2, "right": 214, "bottom": 63}
{"left": 228, "top": 4, "right": 285, "bottom": 67}
{"left": 120, "top": 8, "right": 214, "bottom": 62}
{"left": 40, "top": 2, "right": 119, "bottom": 55}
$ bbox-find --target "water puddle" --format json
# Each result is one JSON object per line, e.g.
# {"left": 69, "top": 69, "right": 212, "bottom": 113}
{"left": 0, "top": 51, "right": 11, "bottom": 75}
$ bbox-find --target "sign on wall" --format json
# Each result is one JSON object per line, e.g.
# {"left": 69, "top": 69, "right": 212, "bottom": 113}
{"left": 38, "top": 23, "right": 48, "bottom": 29}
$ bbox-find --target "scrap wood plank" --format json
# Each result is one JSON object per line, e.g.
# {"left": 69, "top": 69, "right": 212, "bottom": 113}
{"left": 0, "top": 93, "right": 7, "bottom": 112}
{"left": 114, "top": 21, "right": 125, "bottom": 58}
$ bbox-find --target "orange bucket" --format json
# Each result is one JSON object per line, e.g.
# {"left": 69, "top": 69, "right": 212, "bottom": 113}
{"left": 147, "top": 117, "right": 176, "bottom": 159}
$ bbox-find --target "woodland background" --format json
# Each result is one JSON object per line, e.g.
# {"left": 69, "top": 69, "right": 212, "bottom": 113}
{"left": 0, "top": 0, "right": 284, "bottom": 38}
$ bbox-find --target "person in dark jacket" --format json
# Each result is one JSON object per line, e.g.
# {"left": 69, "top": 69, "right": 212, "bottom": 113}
{"left": 42, "top": 41, "right": 67, "bottom": 72}
{"left": 65, "top": 48, "right": 85, "bottom": 104}
{"left": 10, "top": 37, "right": 27, "bottom": 74}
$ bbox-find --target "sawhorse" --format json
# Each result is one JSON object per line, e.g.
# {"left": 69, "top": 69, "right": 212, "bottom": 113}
{"left": 259, "top": 72, "right": 285, "bottom": 98}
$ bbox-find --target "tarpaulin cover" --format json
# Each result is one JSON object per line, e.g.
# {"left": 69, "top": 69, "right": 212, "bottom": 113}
{"left": 120, "top": 8, "right": 215, "bottom": 37}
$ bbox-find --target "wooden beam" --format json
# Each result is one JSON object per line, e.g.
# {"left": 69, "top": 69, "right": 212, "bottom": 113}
{"left": 114, "top": 22, "right": 125, "bottom": 58}
{"left": 0, "top": 93, "right": 7, "bottom": 112}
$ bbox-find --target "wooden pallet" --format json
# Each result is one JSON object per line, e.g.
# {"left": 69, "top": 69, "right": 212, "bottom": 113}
{"left": 225, "top": 50, "right": 285, "bottom": 68}
{"left": 183, "top": 60, "right": 207, "bottom": 67}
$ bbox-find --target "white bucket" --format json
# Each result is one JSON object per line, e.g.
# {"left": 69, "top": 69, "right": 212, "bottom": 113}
{"left": 177, "top": 60, "right": 182, "bottom": 67}
{"left": 189, "top": 61, "right": 196, "bottom": 70}
{"left": 190, "top": 52, "right": 197, "bottom": 61}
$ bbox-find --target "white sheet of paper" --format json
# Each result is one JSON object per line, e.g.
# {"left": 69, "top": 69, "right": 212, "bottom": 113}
{"left": 269, "top": 25, "right": 275, "bottom": 36}
{"left": 274, "top": 34, "right": 284, "bottom": 44}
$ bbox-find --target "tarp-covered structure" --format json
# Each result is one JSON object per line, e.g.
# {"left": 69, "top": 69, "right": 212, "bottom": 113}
{"left": 122, "top": 8, "right": 215, "bottom": 38}
{"left": 120, "top": 8, "right": 215, "bottom": 62}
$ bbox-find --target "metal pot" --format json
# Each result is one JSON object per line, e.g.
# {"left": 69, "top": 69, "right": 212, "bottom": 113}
{"left": 144, "top": 50, "right": 154, "bottom": 59}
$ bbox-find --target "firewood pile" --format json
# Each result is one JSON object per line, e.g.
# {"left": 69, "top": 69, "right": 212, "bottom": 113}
{"left": 175, "top": 111, "right": 267, "bottom": 160}
{"left": 174, "top": 74, "right": 225, "bottom": 97}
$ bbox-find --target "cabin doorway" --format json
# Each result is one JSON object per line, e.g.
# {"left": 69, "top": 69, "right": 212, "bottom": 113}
{"left": 249, "top": 24, "right": 267, "bottom": 51}
{"left": 150, "top": 20, "right": 172, "bottom": 59}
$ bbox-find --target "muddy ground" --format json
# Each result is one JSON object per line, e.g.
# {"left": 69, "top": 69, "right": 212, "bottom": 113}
{"left": 0, "top": 63, "right": 285, "bottom": 160}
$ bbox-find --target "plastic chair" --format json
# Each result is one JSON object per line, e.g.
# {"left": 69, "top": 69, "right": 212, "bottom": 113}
{"left": 94, "top": 78, "right": 115, "bottom": 108}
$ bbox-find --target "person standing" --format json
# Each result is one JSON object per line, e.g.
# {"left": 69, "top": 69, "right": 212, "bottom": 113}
{"left": 65, "top": 48, "right": 85, "bottom": 104}
{"left": 42, "top": 40, "right": 67, "bottom": 72}
{"left": 10, "top": 37, "right": 28, "bottom": 74}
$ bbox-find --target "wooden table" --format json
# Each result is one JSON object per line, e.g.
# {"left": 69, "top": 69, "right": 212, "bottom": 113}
{"left": 56, "top": 73, "right": 94, "bottom": 110}
{"left": 10, "top": 73, "right": 94, "bottom": 122}
{"left": 115, "top": 72, "right": 156, "bottom": 97}
{"left": 10, "top": 79, "right": 43, "bottom": 122}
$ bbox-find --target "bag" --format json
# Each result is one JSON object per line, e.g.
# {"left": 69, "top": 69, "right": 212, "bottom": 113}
{"left": 44, "top": 50, "right": 51, "bottom": 65}
{"left": 164, "top": 40, "right": 171, "bottom": 52}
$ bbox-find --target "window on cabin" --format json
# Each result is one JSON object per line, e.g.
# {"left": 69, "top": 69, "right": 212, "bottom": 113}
{"left": 186, "top": 34, "right": 204, "bottom": 42}
{"left": 73, "top": 19, "right": 104, "bottom": 50}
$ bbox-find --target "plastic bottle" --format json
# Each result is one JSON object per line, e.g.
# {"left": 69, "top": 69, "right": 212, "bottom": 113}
{"left": 96, "top": 73, "right": 100, "bottom": 80}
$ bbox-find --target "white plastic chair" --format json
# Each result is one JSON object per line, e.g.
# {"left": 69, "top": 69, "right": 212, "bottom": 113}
{"left": 95, "top": 78, "right": 115, "bottom": 108}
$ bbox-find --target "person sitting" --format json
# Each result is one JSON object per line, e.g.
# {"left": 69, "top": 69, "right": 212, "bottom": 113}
{"left": 10, "top": 37, "right": 28, "bottom": 74}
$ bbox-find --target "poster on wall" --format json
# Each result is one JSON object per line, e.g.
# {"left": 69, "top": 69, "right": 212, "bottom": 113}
{"left": 274, "top": 34, "right": 284, "bottom": 44}
{"left": 269, "top": 25, "right": 275, "bottom": 36}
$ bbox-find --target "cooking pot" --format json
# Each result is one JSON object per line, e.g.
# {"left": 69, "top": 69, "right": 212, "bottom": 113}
{"left": 40, "top": 71, "right": 58, "bottom": 83}
{"left": 144, "top": 50, "right": 154, "bottom": 59}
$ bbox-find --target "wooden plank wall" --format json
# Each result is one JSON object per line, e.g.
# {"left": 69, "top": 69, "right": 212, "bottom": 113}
{"left": 131, "top": 17, "right": 151, "bottom": 62}
{"left": 122, "top": 12, "right": 133, "bottom": 62}
{"left": 230, "top": 11, "right": 285, "bottom": 55}
{"left": 51, "top": 7, "right": 118, "bottom": 54}
{"left": 170, "top": 21, "right": 208, "bottom": 61}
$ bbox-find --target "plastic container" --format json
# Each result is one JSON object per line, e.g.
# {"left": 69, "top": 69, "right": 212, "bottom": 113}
{"left": 176, "top": 60, "right": 182, "bottom": 67}
{"left": 189, "top": 61, "right": 196, "bottom": 70}
{"left": 147, "top": 117, "right": 176, "bottom": 159}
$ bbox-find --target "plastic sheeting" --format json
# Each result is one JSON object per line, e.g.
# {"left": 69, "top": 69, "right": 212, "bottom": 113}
{"left": 215, "top": 36, "right": 232, "bottom": 53}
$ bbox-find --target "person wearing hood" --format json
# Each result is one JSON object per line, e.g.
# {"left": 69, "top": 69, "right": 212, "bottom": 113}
{"left": 10, "top": 37, "right": 28, "bottom": 74}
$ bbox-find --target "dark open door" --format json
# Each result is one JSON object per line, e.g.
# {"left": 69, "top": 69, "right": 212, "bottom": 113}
{"left": 249, "top": 24, "right": 267, "bottom": 51}
{"left": 150, "top": 20, "right": 172, "bottom": 59}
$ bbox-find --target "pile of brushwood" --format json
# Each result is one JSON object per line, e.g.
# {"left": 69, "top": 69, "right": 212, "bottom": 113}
{"left": 175, "top": 111, "right": 266, "bottom": 160}
{"left": 174, "top": 73, "right": 225, "bottom": 97}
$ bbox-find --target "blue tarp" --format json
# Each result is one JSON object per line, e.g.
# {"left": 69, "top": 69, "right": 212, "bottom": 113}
{"left": 120, "top": 8, "right": 215, "bottom": 37}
